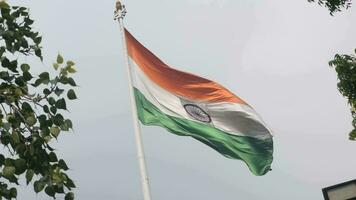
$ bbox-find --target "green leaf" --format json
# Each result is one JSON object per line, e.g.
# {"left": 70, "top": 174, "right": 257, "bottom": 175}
{"left": 57, "top": 54, "right": 64, "bottom": 64}
{"left": 22, "top": 102, "right": 33, "bottom": 112}
{"left": 53, "top": 63, "right": 59, "bottom": 70}
{"left": 55, "top": 98, "right": 67, "bottom": 110}
{"left": 24, "top": 17, "right": 34, "bottom": 25}
{"left": 60, "top": 119, "right": 73, "bottom": 131}
{"left": 14, "top": 158, "right": 26, "bottom": 175}
{"left": 58, "top": 159, "right": 69, "bottom": 170}
{"left": 43, "top": 105, "right": 50, "bottom": 113}
{"left": 3, "top": 166, "right": 15, "bottom": 178}
{"left": 65, "top": 119, "right": 73, "bottom": 129}
{"left": 39, "top": 72, "right": 50, "bottom": 84}
{"left": 67, "top": 89, "right": 77, "bottom": 100}
{"left": 26, "top": 116, "right": 37, "bottom": 126}
{"left": 1, "top": 57, "right": 10, "bottom": 68}
{"left": 0, "top": 154, "right": 5, "bottom": 166}
{"left": 35, "top": 48, "right": 43, "bottom": 60}
{"left": 44, "top": 136, "right": 52, "bottom": 143}
{"left": 15, "top": 77, "right": 25, "bottom": 87}
{"left": 349, "top": 129, "right": 356, "bottom": 140}
{"left": 20, "top": 64, "right": 30, "bottom": 72}
{"left": 50, "top": 106, "right": 57, "bottom": 114}
{"left": 34, "top": 180, "right": 46, "bottom": 193}
{"left": 26, "top": 169, "right": 34, "bottom": 185}
{"left": 67, "top": 66, "right": 77, "bottom": 73}
{"left": 48, "top": 152, "right": 58, "bottom": 162}
{"left": 50, "top": 127, "right": 60, "bottom": 138}
{"left": 7, "top": 175, "right": 19, "bottom": 184}
{"left": 54, "top": 87, "right": 64, "bottom": 96}
{"left": 11, "top": 131, "right": 20, "bottom": 144}
{"left": 9, "top": 187, "right": 17, "bottom": 198}
{"left": 8, "top": 60, "right": 18, "bottom": 72}
{"left": 33, "top": 78, "right": 42, "bottom": 87}
{"left": 61, "top": 119, "right": 73, "bottom": 131}
{"left": 48, "top": 97, "right": 56, "bottom": 105}
{"left": 45, "top": 186, "right": 55, "bottom": 197}
{"left": 0, "top": 71, "right": 10, "bottom": 80}
{"left": 43, "top": 88, "right": 51, "bottom": 95}
{"left": 34, "top": 36, "right": 42, "bottom": 44}
{"left": 65, "top": 192, "right": 74, "bottom": 200}
{"left": 67, "top": 77, "right": 77, "bottom": 86}
{"left": 14, "top": 88, "right": 23, "bottom": 96}
{"left": 0, "top": 2, "right": 10, "bottom": 9}
{"left": 67, "top": 60, "right": 75, "bottom": 66}
{"left": 23, "top": 71, "right": 33, "bottom": 81}
{"left": 65, "top": 177, "right": 76, "bottom": 188}
{"left": 53, "top": 114, "right": 64, "bottom": 126}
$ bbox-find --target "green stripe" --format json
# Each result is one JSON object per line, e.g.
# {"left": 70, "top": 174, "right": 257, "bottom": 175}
{"left": 134, "top": 88, "right": 273, "bottom": 176}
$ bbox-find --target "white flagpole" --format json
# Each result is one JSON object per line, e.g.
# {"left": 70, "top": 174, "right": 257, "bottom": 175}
{"left": 115, "top": 2, "right": 152, "bottom": 200}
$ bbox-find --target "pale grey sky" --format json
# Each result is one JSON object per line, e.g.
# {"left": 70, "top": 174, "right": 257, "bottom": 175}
{"left": 10, "top": 0, "right": 356, "bottom": 199}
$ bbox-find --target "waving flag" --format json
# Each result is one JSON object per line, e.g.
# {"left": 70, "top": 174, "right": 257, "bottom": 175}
{"left": 125, "top": 29, "right": 273, "bottom": 176}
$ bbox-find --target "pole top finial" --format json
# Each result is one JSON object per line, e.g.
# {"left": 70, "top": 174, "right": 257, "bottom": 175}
{"left": 114, "top": 0, "right": 127, "bottom": 20}
{"left": 116, "top": 1, "right": 122, "bottom": 11}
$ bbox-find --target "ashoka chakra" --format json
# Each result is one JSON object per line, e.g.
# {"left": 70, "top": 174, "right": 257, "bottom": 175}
{"left": 183, "top": 104, "right": 211, "bottom": 123}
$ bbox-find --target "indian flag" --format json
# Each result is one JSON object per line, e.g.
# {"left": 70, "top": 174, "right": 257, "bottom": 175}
{"left": 125, "top": 29, "right": 273, "bottom": 176}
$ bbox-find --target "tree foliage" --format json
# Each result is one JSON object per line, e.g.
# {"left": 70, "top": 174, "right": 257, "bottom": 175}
{"left": 308, "top": 0, "right": 352, "bottom": 14}
{"left": 0, "top": 2, "right": 76, "bottom": 199}
{"left": 329, "top": 50, "right": 356, "bottom": 140}
{"left": 309, "top": 0, "right": 355, "bottom": 140}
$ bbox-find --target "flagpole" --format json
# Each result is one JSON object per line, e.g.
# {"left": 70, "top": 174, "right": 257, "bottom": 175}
{"left": 115, "top": 2, "right": 152, "bottom": 200}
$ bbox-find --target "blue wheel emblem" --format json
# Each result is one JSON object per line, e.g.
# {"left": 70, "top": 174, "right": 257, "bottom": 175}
{"left": 183, "top": 104, "right": 211, "bottom": 123}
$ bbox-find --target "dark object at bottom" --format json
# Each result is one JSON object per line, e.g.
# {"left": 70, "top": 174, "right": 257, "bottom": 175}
{"left": 322, "top": 179, "right": 356, "bottom": 200}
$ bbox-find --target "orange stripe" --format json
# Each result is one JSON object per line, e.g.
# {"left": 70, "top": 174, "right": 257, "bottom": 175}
{"left": 125, "top": 29, "right": 246, "bottom": 104}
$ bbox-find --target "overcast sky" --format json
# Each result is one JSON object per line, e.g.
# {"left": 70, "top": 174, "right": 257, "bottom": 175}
{"left": 10, "top": 0, "right": 356, "bottom": 199}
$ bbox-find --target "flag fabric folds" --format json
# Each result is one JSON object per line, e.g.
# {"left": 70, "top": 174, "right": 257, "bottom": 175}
{"left": 124, "top": 29, "right": 273, "bottom": 176}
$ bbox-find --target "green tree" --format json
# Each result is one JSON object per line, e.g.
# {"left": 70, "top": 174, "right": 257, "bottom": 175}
{"left": 308, "top": 0, "right": 355, "bottom": 140}
{"left": 329, "top": 51, "right": 356, "bottom": 140}
{"left": 308, "top": 0, "right": 352, "bottom": 14}
{"left": 308, "top": 0, "right": 356, "bottom": 140}
{"left": 0, "top": 2, "right": 76, "bottom": 199}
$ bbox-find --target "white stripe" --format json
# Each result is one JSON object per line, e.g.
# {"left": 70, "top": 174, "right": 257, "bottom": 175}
{"left": 130, "top": 59, "right": 192, "bottom": 119}
{"left": 130, "top": 58, "right": 272, "bottom": 139}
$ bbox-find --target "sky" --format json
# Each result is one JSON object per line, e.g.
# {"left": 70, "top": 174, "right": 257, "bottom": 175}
{"left": 9, "top": 0, "right": 356, "bottom": 199}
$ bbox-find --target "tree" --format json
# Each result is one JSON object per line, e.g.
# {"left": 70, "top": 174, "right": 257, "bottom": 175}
{"left": 308, "top": 0, "right": 355, "bottom": 140}
{"left": 0, "top": 2, "right": 77, "bottom": 199}
{"left": 329, "top": 51, "right": 356, "bottom": 140}
{"left": 308, "top": 0, "right": 352, "bottom": 14}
